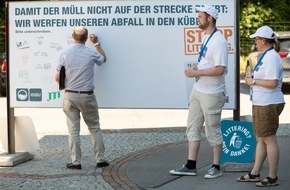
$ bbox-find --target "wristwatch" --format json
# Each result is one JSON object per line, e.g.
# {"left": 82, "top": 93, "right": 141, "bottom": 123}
{"left": 94, "top": 42, "right": 101, "bottom": 47}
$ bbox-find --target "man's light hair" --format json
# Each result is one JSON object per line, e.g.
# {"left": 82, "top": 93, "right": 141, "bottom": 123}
{"left": 72, "top": 26, "right": 88, "bottom": 42}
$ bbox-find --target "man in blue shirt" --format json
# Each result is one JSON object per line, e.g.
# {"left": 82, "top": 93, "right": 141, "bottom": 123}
{"left": 55, "top": 26, "right": 108, "bottom": 169}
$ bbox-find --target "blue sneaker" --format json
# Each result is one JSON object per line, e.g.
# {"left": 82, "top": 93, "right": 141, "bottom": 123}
{"left": 204, "top": 166, "right": 222, "bottom": 179}
{"left": 170, "top": 165, "right": 197, "bottom": 176}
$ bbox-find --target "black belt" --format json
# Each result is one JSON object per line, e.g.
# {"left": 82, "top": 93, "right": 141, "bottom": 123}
{"left": 65, "top": 90, "right": 94, "bottom": 94}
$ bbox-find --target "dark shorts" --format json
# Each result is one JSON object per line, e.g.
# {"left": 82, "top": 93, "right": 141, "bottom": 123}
{"left": 252, "top": 103, "right": 285, "bottom": 137}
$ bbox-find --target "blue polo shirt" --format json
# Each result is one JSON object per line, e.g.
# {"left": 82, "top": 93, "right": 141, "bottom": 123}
{"left": 57, "top": 43, "right": 105, "bottom": 91}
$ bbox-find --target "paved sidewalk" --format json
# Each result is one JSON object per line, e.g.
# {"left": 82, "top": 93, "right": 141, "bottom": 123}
{"left": 1, "top": 128, "right": 289, "bottom": 190}
{"left": 105, "top": 136, "right": 290, "bottom": 190}
{"left": 1, "top": 95, "right": 290, "bottom": 189}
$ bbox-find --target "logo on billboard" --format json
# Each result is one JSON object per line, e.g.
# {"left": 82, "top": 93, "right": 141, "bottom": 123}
{"left": 184, "top": 26, "right": 235, "bottom": 55}
{"left": 30, "top": 88, "right": 42, "bottom": 101}
{"left": 16, "top": 89, "right": 29, "bottom": 101}
{"left": 47, "top": 91, "right": 61, "bottom": 101}
{"left": 16, "top": 88, "right": 42, "bottom": 101}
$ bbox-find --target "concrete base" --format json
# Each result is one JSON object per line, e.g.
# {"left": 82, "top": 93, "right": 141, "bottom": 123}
{"left": 0, "top": 152, "right": 34, "bottom": 167}
{"left": 222, "top": 162, "right": 254, "bottom": 172}
{"left": 223, "top": 115, "right": 253, "bottom": 122}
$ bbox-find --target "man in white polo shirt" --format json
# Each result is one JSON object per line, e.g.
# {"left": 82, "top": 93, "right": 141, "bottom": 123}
{"left": 170, "top": 5, "right": 228, "bottom": 179}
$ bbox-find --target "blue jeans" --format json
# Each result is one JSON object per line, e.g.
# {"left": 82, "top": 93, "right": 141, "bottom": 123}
{"left": 63, "top": 92, "right": 105, "bottom": 165}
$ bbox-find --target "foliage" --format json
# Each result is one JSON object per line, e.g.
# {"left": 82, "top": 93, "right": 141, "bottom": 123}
{"left": 240, "top": 3, "right": 277, "bottom": 40}
{"left": 240, "top": 0, "right": 290, "bottom": 55}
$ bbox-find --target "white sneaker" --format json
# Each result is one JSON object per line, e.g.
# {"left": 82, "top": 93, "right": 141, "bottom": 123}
{"left": 170, "top": 165, "right": 197, "bottom": 176}
{"left": 204, "top": 167, "right": 222, "bottom": 179}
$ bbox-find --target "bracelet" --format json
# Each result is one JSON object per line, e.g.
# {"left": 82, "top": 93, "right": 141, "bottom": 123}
{"left": 94, "top": 42, "right": 101, "bottom": 47}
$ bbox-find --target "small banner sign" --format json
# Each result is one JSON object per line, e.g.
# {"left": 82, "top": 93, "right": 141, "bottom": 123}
{"left": 221, "top": 120, "right": 256, "bottom": 165}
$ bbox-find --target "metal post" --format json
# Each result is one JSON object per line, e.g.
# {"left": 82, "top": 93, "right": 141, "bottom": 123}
{"left": 5, "top": 1, "right": 14, "bottom": 154}
{"left": 0, "top": 1, "right": 33, "bottom": 167}
{"left": 233, "top": 0, "right": 240, "bottom": 121}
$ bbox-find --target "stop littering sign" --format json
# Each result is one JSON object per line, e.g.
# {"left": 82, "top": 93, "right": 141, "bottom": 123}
{"left": 220, "top": 120, "right": 256, "bottom": 165}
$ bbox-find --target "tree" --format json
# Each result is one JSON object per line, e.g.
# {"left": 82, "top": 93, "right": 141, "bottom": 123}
{"left": 240, "top": 0, "right": 290, "bottom": 55}
{"left": 240, "top": 3, "right": 276, "bottom": 39}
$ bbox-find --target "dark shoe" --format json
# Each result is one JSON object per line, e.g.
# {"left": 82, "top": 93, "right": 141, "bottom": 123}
{"left": 256, "top": 176, "right": 279, "bottom": 187}
{"left": 66, "top": 163, "right": 82, "bottom": 169}
{"left": 96, "top": 161, "right": 109, "bottom": 168}
{"left": 237, "top": 172, "right": 260, "bottom": 182}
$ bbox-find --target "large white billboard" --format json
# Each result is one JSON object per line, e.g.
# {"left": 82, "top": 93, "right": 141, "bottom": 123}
{"left": 8, "top": 0, "right": 237, "bottom": 108}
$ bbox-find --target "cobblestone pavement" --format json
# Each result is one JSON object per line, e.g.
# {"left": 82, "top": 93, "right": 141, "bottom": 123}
{"left": 0, "top": 128, "right": 187, "bottom": 189}
{"left": 2, "top": 124, "right": 290, "bottom": 190}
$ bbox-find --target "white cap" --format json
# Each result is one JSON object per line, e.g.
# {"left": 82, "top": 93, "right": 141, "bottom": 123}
{"left": 249, "top": 26, "right": 275, "bottom": 39}
{"left": 196, "top": 5, "right": 218, "bottom": 20}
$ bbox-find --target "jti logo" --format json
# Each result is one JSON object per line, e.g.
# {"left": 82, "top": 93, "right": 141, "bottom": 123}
{"left": 47, "top": 91, "right": 61, "bottom": 101}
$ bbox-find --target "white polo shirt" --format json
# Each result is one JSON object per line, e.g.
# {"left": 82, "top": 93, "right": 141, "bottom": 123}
{"left": 252, "top": 48, "right": 284, "bottom": 105}
{"left": 194, "top": 31, "right": 228, "bottom": 94}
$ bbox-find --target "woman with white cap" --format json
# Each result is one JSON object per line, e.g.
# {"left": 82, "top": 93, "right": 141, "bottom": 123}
{"left": 238, "top": 25, "right": 285, "bottom": 187}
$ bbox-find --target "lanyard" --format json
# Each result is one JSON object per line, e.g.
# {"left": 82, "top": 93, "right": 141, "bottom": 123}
{"left": 198, "top": 28, "right": 217, "bottom": 62}
{"left": 253, "top": 47, "right": 274, "bottom": 72}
